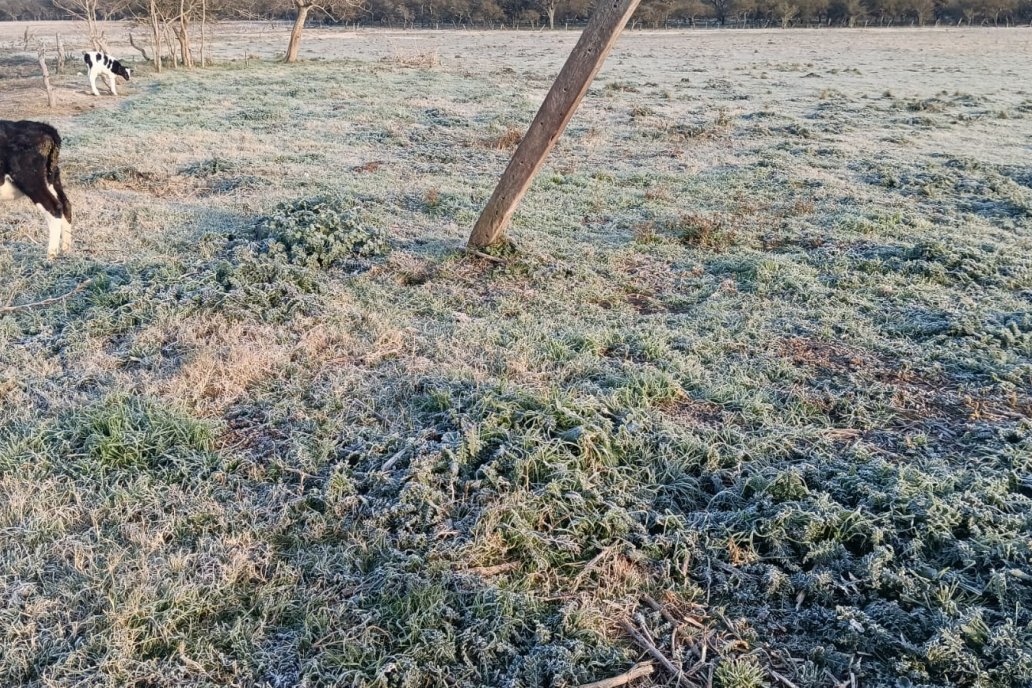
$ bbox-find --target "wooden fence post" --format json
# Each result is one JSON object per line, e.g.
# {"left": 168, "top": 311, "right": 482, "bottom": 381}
{"left": 38, "top": 46, "right": 56, "bottom": 109}
{"left": 467, "top": 0, "right": 643, "bottom": 249}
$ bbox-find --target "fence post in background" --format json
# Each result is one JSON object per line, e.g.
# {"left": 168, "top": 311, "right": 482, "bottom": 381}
{"left": 38, "top": 46, "right": 56, "bottom": 109}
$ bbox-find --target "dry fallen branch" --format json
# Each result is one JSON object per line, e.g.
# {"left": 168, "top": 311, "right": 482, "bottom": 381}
{"left": 466, "top": 249, "right": 506, "bottom": 264}
{"left": 620, "top": 620, "right": 697, "bottom": 688}
{"left": 0, "top": 279, "right": 92, "bottom": 315}
{"left": 770, "top": 669, "right": 800, "bottom": 688}
{"left": 380, "top": 445, "right": 409, "bottom": 471}
{"left": 576, "top": 662, "right": 654, "bottom": 688}
{"left": 642, "top": 594, "right": 679, "bottom": 625}
{"left": 573, "top": 547, "right": 614, "bottom": 589}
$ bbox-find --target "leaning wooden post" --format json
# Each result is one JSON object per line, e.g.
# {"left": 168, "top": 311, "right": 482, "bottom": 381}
{"left": 467, "top": 0, "right": 643, "bottom": 249}
{"left": 38, "top": 46, "right": 56, "bottom": 109}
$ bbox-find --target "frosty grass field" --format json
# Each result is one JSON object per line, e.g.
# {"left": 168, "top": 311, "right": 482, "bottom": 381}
{"left": 0, "top": 21, "right": 1031, "bottom": 688}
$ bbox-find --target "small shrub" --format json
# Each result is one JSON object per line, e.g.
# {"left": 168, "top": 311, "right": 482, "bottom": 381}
{"left": 644, "top": 187, "right": 671, "bottom": 202}
{"left": 424, "top": 187, "right": 441, "bottom": 210}
{"left": 257, "top": 195, "right": 390, "bottom": 269}
{"left": 383, "top": 48, "right": 440, "bottom": 68}
{"left": 633, "top": 221, "right": 661, "bottom": 245}
{"left": 903, "top": 97, "right": 947, "bottom": 112}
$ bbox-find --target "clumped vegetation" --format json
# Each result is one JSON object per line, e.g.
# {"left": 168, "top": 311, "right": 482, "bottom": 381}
{"left": 674, "top": 212, "right": 738, "bottom": 250}
{"left": 256, "top": 195, "right": 391, "bottom": 269}
{"left": 1, "top": 31, "right": 1031, "bottom": 688}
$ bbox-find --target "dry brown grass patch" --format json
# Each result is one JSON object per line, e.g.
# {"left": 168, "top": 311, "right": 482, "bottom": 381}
{"left": 776, "top": 336, "right": 870, "bottom": 375}
{"left": 353, "top": 160, "right": 385, "bottom": 173}
{"left": 675, "top": 212, "right": 738, "bottom": 250}
{"left": 481, "top": 126, "right": 523, "bottom": 150}
{"left": 660, "top": 397, "right": 729, "bottom": 429}
{"left": 382, "top": 48, "right": 440, "bottom": 69}
{"left": 149, "top": 321, "right": 291, "bottom": 415}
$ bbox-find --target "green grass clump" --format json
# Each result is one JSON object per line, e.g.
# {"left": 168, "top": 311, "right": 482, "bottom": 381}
{"left": 51, "top": 394, "right": 218, "bottom": 478}
{"left": 257, "top": 195, "right": 391, "bottom": 269}
{"left": 210, "top": 242, "right": 324, "bottom": 322}
{"left": 715, "top": 656, "right": 767, "bottom": 688}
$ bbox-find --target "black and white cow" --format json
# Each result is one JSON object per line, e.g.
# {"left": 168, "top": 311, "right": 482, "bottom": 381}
{"left": 83, "top": 51, "right": 131, "bottom": 97}
{"left": 0, "top": 120, "right": 72, "bottom": 259}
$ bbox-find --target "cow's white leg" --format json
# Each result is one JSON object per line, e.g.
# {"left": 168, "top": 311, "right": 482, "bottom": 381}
{"left": 89, "top": 67, "right": 100, "bottom": 96}
{"left": 48, "top": 183, "right": 72, "bottom": 254}
{"left": 38, "top": 204, "right": 64, "bottom": 260}
{"left": 1, "top": 175, "right": 25, "bottom": 201}
{"left": 106, "top": 73, "right": 117, "bottom": 97}
{"left": 60, "top": 219, "right": 72, "bottom": 253}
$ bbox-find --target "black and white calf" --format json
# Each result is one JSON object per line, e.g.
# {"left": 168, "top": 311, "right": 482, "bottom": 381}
{"left": 0, "top": 120, "right": 72, "bottom": 259}
{"left": 84, "top": 51, "right": 131, "bottom": 97}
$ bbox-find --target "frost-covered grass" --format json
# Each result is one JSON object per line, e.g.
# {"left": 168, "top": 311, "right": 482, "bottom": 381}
{"left": 1, "top": 28, "right": 1031, "bottom": 688}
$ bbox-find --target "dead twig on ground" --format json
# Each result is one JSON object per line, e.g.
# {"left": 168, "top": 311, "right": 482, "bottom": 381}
{"left": 642, "top": 594, "right": 680, "bottom": 625}
{"left": 576, "top": 662, "right": 654, "bottom": 688}
{"left": 381, "top": 444, "right": 409, "bottom": 471}
{"left": 620, "top": 620, "right": 697, "bottom": 688}
{"left": 0, "top": 279, "right": 91, "bottom": 315}
{"left": 770, "top": 669, "right": 800, "bottom": 688}
{"left": 466, "top": 249, "right": 505, "bottom": 264}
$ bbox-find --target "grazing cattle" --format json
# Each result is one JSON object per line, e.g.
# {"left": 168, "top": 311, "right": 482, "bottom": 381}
{"left": 83, "top": 51, "right": 131, "bottom": 97}
{"left": 0, "top": 120, "right": 72, "bottom": 260}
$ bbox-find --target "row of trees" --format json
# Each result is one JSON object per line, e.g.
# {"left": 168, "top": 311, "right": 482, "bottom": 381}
{"left": 2, "top": 0, "right": 1030, "bottom": 52}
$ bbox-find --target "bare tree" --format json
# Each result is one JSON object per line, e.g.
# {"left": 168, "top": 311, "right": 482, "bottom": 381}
{"left": 702, "top": 0, "right": 733, "bottom": 23}
{"left": 285, "top": 0, "right": 358, "bottom": 63}
{"left": 52, "top": 0, "right": 128, "bottom": 49}
{"left": 149, "top": 0, "right": 164, "bottom": 71}
{"left": 56, "top": 34, "right": 66, "bottom": 74}
{"left": 774, "top": 0, "right": 798, "bottom": 24}
{"left": 539, "top": 0, "right": 559, "bottom": 27}
{"left": 200, "top": 0, "right": 208, "bottom": 66}
{"left": 174, "top": 0, "right": 195, "bottom": 67}
{"left": 910, "top": 0, "right": 934, "bottom": 23}
{"left": 285, "top": 0, "right": 316, "bottom": 62}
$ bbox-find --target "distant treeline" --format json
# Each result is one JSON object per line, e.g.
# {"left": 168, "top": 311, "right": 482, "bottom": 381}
{"left": 2, "top": 0, "right": 1030, "bottom": 30}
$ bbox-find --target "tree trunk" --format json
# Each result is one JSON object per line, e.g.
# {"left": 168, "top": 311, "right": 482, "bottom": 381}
{"left": 286, "top": 3, "right": 312, "bottom": 63}
{"left": 201, "top": 0, "right": 207, "bottom": 67}
{"left": 150, "top": 0, "right": 162, "bottom": 72}
{"left": 56, "top": 34, "right": 65, "bottom": 74}
{"left": 178, "top": 0, "right": 193, "bottom": 68}
{"left": 165, "top": 24, "right": 179, "bottom": 68}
